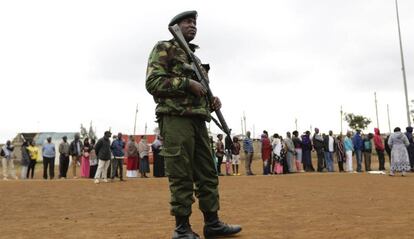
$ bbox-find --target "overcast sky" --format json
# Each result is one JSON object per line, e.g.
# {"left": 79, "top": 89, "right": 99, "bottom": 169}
{"left": 1, "top": 0, "right": 413, "bottom": 143}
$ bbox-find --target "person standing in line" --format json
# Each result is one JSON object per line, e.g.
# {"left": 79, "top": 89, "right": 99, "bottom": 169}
{"left": 373, "top": 128, "right": 386, "bottom": 171}
{"left": 111, "top": 133, "right": 125, "bottom": 181}
{"left": 69, "top": 133, "right": 83, "bottom": 178}
{"left": 323, "top": 130, "right": 335, "bottom": 172}
{"left": 94, "top": 131, "right": 112, "bottom": 183}
{"left": 385, "top": 134, "right": 392, "bottom": 164}
{"left": 126, "top": 136, "right": 139, "bottom": 178}
{"left": 272, "top": 134, "right": 285, "bottom": 174}
{"left": 312, "top": 128, "right": 325, "bottom": 172}
{"left": 231, "top": 137, "right": 241, "bottom": 176}
{"left": 243, "top": 131, "right": 254, "bottom": 175}
{"left": 89, "top": 138, "right": 98, "bottom": 179}
{"left": 301, "top": 131, "right": 314, "bottom": 172}
{"left": 138, "top": 136, "right": 150, "bottom": 178}
{"left": 261, "top": 132, "right": 272, "bottom": 175}
{"left": 335, "top": 135, "right": 345, "bottom": 172}
{"left": 146, "top": 10, "right": 241, "bottom": 238}
{"left": 363, "top": 133, "right": 373, "bottom": 172}
{"left": 224, "top": 134, "right": 233, "bottom": 176}
{"left": 58, "top": 136, "right": 70, "bottom": 179}
{"left": 20, "top": 141, "right": 31, "bottom": 179}
{"left": 152, "top": 135, "right": 165, "bottom": 177}
{"left": 27, "top": 140, "right": 39, "bottom": 179}
{"left": 215, "top": 134, "right": 225, "bottom": 176}
{"left": 352, "top": 129, "right": 364, "bottom": 172}
{"left": 284, "top": 132, "right": 296, "bottom": 173}
{"left": 405, "top": 127, "right": 414, "bottom": 172}
{"left": 42, "top": 137, "right": 56, "bottom": 180}
{"left": 344, "top": 131, "right": 354, "bottom": 173}
{"left": 80, "top": 138, "right": 91, "bottom": 178}
{"left": 292, "top": 131, "right": 304, "bottom": 172}
{"left": 1, "top": 140, "right": 18, "bottom": 180}
{"left": 388, "top": 127, "right": 411, "bottom": 176}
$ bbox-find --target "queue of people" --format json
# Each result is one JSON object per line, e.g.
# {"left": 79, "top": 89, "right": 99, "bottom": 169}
{"left": 1, "top": 132, "right": 166, "bottom": 181}
{"left": 212, "top": 126, "right": 414, "bottom": 177}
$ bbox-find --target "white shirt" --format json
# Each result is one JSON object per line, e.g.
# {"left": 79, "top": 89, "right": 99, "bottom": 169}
{"left": 328, "top": 136, "right": 334, "bottom": 152}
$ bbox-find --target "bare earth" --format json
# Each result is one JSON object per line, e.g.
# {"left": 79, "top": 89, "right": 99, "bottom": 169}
{"left": 1, "top": 158, "right": 413, "bottom": 239}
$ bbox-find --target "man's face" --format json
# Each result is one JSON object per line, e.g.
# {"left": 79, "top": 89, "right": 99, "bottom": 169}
{"left": 178, "top": 17, "right": 197, "bottom": 42}
{"left": 315, "top": 129, "right": 319, "bottom": 134}
{"left": 118, "top": 133, "right": 122, "bottom": 140}
{"left": 75, "top": 134, "right": 80, "bottom": 140}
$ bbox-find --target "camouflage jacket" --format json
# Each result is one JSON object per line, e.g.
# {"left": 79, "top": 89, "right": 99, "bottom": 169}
{"left": 146, "top": 39, "right": 211, "bottom": 121}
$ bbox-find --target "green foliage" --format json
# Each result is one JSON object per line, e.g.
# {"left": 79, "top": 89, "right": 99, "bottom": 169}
{"left": 344, "top": 113, "right": 372, "bottom": 131}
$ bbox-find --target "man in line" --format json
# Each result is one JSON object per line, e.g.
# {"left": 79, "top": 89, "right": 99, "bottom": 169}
{"left": 215, "top": 134, "right": 224, "bottom": 176}
{"left": 312, "top": 128, "right": 325, "bottom": 172}
{"left": 373, "top": 128, "right": 386, "bottom": 171}
{"left": 352, "top": 129, "right": 364, "bottom": 172}
{"left": 243, "top": 131, "right": 254, "bottom": 176}
{"left": 94, "top": 131, "right": 112, "bottom": 184}
{"left": 405, "top": 127, "right": 414, "bottom": 171}
{"left": 323, "top": 130, "right": 335, "bottom": 172}
{"left": 111, "top": 132, "right": 125, "bottom": 181}
{"left": 146, "top": 10, "right": 241, "bottom": 239}
{"left": 42, "top": 137, "right": 56, "bottom": 180}
{"left": 1, "top": 140, "right": 18, "bottom": 180}
{"left": 59, "top": 136, "right": 70, "bottom": 178}
{"left": 69, "top": 133, "right": 83, "bottom": 178}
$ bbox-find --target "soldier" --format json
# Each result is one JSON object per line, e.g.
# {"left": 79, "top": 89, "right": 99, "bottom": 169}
{"left": 146, "top": 10, "right": 241, "bottom": 239}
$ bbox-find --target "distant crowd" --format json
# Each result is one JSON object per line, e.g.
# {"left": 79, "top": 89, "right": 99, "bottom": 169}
{"left": 1, "top": 131, "right": 165, "bottom": 182}
{"left": 214, "top": 126, "right": 414, "bottom": 177}
{"left": 2, "top": 126, "right": 414, "bottom": 181}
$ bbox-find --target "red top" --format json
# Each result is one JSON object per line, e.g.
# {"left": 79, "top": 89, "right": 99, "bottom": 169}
{"left": 261, "top": 137, "right": 272, "bottom": 161}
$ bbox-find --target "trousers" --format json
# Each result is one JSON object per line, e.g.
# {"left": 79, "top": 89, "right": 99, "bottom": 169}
{"left": 159, "top": 115, "right": 219, "bottom": 216}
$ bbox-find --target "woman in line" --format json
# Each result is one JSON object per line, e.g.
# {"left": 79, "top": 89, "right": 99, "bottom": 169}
{"left": 343, "top": 132, "right": 354, "bottom": 173}
{"left": 27, "top": 140, "right": 39, "bottom": 179}
{"left": 138, "top": 136, "right": 150, "bottom": 178}
{"left": 89, "top": 139, "right": 98, "bottom": 178}
{"left": 335, "top": 135, "right": 345, "bottom": 172}
{"left": 272, "top": 134, "right": 283, "bottom": 174}
{"left": 388, "top": 127, "right": 410, "bottom": 176}
{"left": 80, "top": 138, "right": 90, "bottom": 178}
{"left": 20, "top": 141, "right": 31, "bottom": 179}
{"left": 126, "top": 136, "right": 139, "bottom": 178}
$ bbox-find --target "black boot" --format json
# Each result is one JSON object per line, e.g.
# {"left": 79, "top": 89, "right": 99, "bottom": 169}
{"left": 172, "top": 216, "right": 200, "bottom": 239}
{"left": 203, "top": 212, "right": 242, "bottom": 238}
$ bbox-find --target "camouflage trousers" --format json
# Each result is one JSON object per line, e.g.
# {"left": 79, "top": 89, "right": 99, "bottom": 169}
{"left": 159, "top": 115, "right": 220, "bottom": 216}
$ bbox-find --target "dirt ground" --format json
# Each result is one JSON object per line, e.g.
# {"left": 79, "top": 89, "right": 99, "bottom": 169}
{"left": 1, "top": 157, "right": 414, "bottom": 239}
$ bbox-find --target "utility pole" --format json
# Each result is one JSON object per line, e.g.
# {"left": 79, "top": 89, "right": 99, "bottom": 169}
{"left": 395, "top": 0, "right": 411, "bottom": 126}
{"left": 387, "top": 104, "right": 392, "bottom": 134}
{"left": 133, "top": 104, "right": 138, "bottom": 135}
{"left": 374, "top": 92, "right": 379, "bottom": 129}
{"left": 241, "top": 117, "right": 244, "bottom": 135}
{"left": 144, "top": 122, "right": 147, "bottom": 135}
{"left": 243, "top": 111, "right": 247, "bottom": 135}
{"left": 295, "top": 118, "right": 298, "bottom": 131}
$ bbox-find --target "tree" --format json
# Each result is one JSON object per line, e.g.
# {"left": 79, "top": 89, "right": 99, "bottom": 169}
{"left": 344, "top": 113, "right": 372, "bottom": 131}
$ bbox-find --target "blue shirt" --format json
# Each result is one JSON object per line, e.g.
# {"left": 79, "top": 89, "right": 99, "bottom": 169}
{"left": 111, "top": 139, "right": 125, "bottom": 157}
{"left": 42, "top": 143, "right": 56, "bottom": 158}
{"left": 344, "top": 137, "right": 354, "bottom": 152}
{"left": 243, "top": 138, "right": 254, "bottom": 153}
{"left": 352, "top": 133, "right": 364, "bottom": 151}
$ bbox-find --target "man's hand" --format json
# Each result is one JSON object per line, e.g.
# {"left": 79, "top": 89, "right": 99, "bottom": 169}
{"left": 210, "top": 96, "right": 222, "bottom": 111}
{"left": 188, "top": 79, "right": 206, "bottom": 97}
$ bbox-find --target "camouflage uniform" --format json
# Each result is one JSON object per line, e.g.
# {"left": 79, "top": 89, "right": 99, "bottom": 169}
{"left": 146, "top": 39, "right": 219, "bottom": 217}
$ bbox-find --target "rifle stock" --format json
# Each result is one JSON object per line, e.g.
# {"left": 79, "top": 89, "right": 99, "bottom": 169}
{"left": 168, "top": 24, "right": 232, "bottom": 138}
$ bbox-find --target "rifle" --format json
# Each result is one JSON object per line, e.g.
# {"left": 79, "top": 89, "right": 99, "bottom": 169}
{"left": 168, "top": 24, "right": 232, "bottom": 142}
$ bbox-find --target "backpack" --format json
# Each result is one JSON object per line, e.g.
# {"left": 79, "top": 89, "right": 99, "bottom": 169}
{"left": 0, "top": 148, "right": 5, "bottom": 157}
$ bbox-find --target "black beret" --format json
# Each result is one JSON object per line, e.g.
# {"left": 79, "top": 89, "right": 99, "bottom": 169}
{"left": 168, "top": 10, "right": 197, "bottom": 26}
